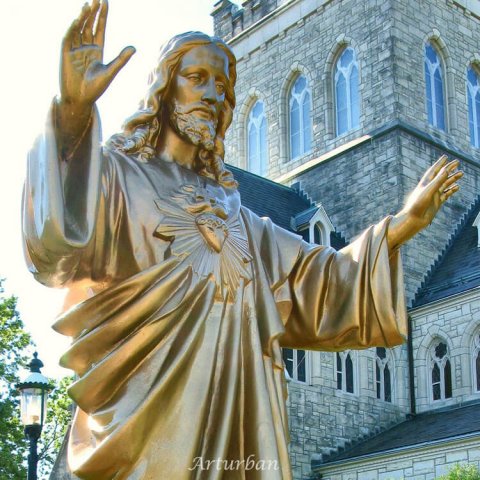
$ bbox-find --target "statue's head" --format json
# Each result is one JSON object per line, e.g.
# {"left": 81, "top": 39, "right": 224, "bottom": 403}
{"left": 108, "top": 32, "right": 237, "bottom": 188}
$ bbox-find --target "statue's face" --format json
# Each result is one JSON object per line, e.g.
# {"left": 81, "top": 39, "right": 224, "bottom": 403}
{"left": 168, "top": 44, "right": 230, "bottom": 150}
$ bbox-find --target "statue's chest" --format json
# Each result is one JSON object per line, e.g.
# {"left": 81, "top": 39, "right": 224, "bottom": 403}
{"left": 151, "top": 181, "right": 252, "bottom": 300}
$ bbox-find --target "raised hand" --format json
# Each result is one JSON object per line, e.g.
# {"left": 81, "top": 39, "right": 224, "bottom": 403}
{"left": 56, "top": 0, "right": 135, "bottom": 156}
{"left": 60, "top": 0, "right": 135, "bottom": 109}
{"left": 388, "top": 155, "right": 463, "bottom": 251}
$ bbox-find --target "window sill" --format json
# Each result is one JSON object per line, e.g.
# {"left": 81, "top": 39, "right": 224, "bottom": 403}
{"left": 335, "top": 388, "right": 358, "bottom": 398}
{"left": 288, "top": 149, "right": 313, "bottom": 163}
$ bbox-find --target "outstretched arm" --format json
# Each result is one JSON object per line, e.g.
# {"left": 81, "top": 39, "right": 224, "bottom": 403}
{"left": 55, "top": 0, "right": 135, "bottom": 158}
{"left": 388, "top": 155, "right": 463, "bottom": 251}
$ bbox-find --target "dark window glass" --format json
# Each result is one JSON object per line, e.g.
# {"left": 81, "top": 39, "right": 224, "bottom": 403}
{"left": 376, "top": 363, "right": 381, "bottom": 399}
{"left": 384, "top": 364, "right": 392, "bottom": 403}
{"left": 435, "top": 342, "right": 447, "bottom": 359}
{"left": 476, "top": 351, "right": 480, "bottom": 391}
{"left": 297, "top": 350, "right": 306, "bottom": 382}
{"left": 432, "top": 363, "right": 441, "bottom": 400}
{"left": 376, "top": 347, "right": 386, "bottom": 360}
{"left": 282, "top": 348, "right": 294, "bottom": 378}
{"left": 336, "top": 352, "right": 342, "bottom": 390}
{"left": 346, "top": 353, "right": 354, "bottom": 393}
{"left": 445, "top": 359, "right": 452, "bottom": 399}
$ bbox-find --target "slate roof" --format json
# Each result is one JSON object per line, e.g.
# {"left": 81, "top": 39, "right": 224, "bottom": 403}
{"left": 414, "top": 198, "right": 480, "bottom": 307}
{"left": 291, "top": 206, "right": 319, "bottom": 229}
{"left": 315, "top": 402, "right": 480, "bottom": 468}
{"left": 230, "top": 166, "right": 350, "bottom": 251}
{"left": 229, "top": 165, "right": 312, "bottom": 231}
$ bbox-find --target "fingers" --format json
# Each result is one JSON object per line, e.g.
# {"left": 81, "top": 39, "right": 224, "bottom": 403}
{"left": 435, "top": 158, "right": 462, "bottom": 202}
{"left": 63, "top": 2, "right": 101, "bottom": 51}
{"left": 83, "top": 0, "right": 100, "bottom": 44}
{"left": 423, "top": 154, "right": 448, "bottom": 182}
{"left": 102, "top": 46, "right": 136, "bottom": 85}
{"left": 94, "top": 0, "right": 108, "bottom": 48}
{"left": 64, "top": 4, "right": 89, "bottom": 52}
{"left": 440, "top": 169, "right": 463, "bottom": 191}
{"left": 440, "top": 184, "right": 460, "bottom": 202}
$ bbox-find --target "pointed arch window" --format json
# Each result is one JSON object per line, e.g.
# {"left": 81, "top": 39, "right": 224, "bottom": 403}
{"left": 247, "top": 100, "right": 268, "bottom": 175}
{"left": 283, "top": 348, "right": 308, "bottom": 383}
{"left": 425, "top": 42, "right": 446, "bottom": 131}
{"left": 375, "top": 347, "right": 392, "bottom": 402}
{"left": 336, "top": 350, "right": 355, "bottom": 393}
{"left": 430, "top": 340, "right": 452, "bottom": 401}
{"left": 467, "top": 66, "right": 480, "bottom": 148}
{"left": 335, "top": 47, "right": 360, "bottom": 136}
{"left": 473, "top": 330, "right": 480, "bottom": 392}
{"left": 289, "top": 75, "right": 312, "bottom": 160}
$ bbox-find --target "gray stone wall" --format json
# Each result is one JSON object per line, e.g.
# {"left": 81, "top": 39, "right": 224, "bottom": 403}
{"left": 287, "top": 346, "right": 408, "bottom": 479}
{"left": 391, "top": 0, "right": 480, "bottom": 162}
{"left": 214, "top": 0, "right": 480, "bottom": 478}
{"left": 317, "top": 436, "right": 480, "bottom": 480}
{"left": 292, "top": 129, "right": 480, "bottom": 304}
{"left": 410, "top": 290, "right": 480, "bottom": 414}
{"left": 222, "top": 0, "right": 399, "bottom": 178}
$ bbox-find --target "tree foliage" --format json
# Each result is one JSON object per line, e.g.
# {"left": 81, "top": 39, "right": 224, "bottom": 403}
{"left": 0, "top": 279, "right": 73, "bottom": 479}
{"left": 38, "top": 375, "right": 74, "bottom": 478}
{"left": 439, "top": 464, "right": 480, "bottom": 480}
{"left": 0, "top": 279, "right": 31, "bottom": 479}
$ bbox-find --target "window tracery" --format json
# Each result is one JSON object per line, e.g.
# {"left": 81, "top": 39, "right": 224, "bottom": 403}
{"left": 335, "top": 47, "right": 360, "bottom": 136}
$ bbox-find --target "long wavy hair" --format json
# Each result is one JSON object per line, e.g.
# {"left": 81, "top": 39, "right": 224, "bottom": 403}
{"left": 108, "top": 32, "right": 238, "bottom": 188}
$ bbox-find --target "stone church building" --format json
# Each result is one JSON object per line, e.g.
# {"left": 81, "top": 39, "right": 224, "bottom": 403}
{"left": 211, "top": 0, "right": 480, "bottom": 478}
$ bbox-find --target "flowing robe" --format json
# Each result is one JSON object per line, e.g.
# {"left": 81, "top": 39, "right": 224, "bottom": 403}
{"left": 22, "top": 109, "right": 407, "bottom": 479}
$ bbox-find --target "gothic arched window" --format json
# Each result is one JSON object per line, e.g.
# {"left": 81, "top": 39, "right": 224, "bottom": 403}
{"left": 375, "top": 347, "right": 392, "bottom": 402}
{"left": 335, "top": 47, "right": 360, "bottom": 136}
{"left": 283, "top": 348, "right": 307, "bottom": 383}
{"left": 289, "top": 75, "right": 312, "bottom": 160}
{"left": 430, "top": 340, "right": 452, "bottom": 401}
{"left": 473, "top": 330, "right": 480, "bottom": 392}
{"left": 424, "top": 42, "right": 446, "bottom": 130}
{"left": 247, "top": 100, "right": 268, "bottom": 175}
{"left": 467, "top": 66, "right": 480, "bottom": 148}
{"left": 336, "top": 350, "right": 355, "bottom": 393}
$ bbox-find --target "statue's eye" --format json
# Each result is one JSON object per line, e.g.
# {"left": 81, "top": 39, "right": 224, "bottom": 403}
{"left": 187, "top": 73, "right": 202, "bottom": 83}
{"left": 216, "top": 82, "right": 225, "bottom": 95}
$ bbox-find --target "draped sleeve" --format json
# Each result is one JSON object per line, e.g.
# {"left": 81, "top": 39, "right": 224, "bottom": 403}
{"left": 22, "top": 102, "right": 106, "bottom": 288}
{"left": 279, "top": 216, "right": 407, "bottom": 350}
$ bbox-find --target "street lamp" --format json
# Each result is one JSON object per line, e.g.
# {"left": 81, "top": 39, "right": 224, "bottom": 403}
{"left": 17, "top": 352, "right": 51, "bottom": 480}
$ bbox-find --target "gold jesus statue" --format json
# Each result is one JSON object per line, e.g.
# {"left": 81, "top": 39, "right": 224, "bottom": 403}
{"left": 22, "top": 1, "right": 462, "bottom": 478}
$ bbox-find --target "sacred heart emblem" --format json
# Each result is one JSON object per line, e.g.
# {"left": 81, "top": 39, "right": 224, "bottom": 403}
{"left": 153, "top": 186, "right": 252, "bottom": 300}
{"left": 196, "top": 213, "right": 228, "bottom": 253}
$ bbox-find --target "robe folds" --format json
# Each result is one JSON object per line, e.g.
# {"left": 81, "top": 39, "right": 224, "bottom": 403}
{"left": 22, "top": 108, "right": 407, "bottom": 480}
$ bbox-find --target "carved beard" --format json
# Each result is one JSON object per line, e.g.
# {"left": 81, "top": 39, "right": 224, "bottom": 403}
{"left": 169, "top": 100, "right": 218, "bottom": 152}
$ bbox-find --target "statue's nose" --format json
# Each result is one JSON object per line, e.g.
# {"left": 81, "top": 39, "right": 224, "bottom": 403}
{"left": 202, "top": 78, "right": 218, "bottom": 104}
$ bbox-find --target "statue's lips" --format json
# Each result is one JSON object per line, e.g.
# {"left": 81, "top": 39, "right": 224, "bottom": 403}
{"left": 186, "top": 106, "right": 216, "bottom": 120}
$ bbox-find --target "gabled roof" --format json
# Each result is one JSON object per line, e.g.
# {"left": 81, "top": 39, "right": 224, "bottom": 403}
{"left": 315, "top": 402, "right": 480, "bottom": 468}
{"left": 414, "top": 198, "right": 480, "bottom": 307}
{"left": 291, "top": 205, "right": 319, "bottom": 229}
{"left": 229, "top": 165, "right": 312, "bottom": 230}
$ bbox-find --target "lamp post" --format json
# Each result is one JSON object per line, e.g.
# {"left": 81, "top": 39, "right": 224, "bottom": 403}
{"left": 17, "top": 352, "right": 51, "bottom": 480}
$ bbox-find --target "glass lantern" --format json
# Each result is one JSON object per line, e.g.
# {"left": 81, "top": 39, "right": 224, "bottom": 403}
{"left": 17, "top": 353, "right": 51, "bottom": 431}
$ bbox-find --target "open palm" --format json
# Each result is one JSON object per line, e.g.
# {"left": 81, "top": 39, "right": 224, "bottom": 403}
{"left": 60, "top": 0, "right": 135, "bottom": 108}
{"left": 403, "top": 155, "right": 462, "bottom": 230}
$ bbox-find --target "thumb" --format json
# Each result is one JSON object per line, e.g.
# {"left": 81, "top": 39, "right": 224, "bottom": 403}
{"left": 104, "top": 46, "right": 136, "bottom": 83}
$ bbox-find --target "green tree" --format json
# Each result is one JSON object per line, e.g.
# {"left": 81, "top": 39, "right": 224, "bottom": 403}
{"left": 37, "top": 375, "right": 74, "bottom": 478}
{"left": 0, "top": 279, "right": 32, "bottom": 479}
{"left": 0, "top": 279, "right": 73, "bottom": 479}
{"left": 438, "top": 463, "right": 480, "bottom": 480}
